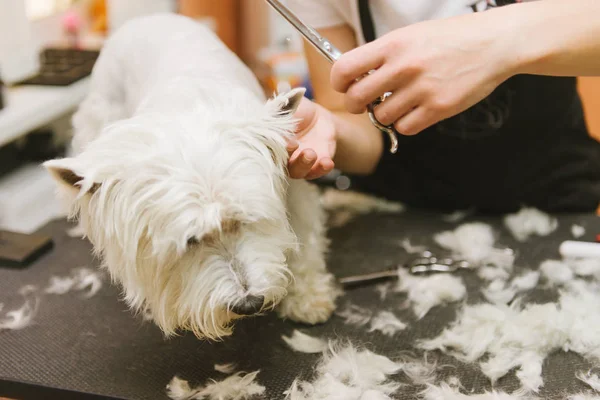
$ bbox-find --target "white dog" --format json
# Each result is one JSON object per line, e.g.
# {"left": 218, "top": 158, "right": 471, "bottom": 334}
{"left": 44, "top": 14, "right": 340, "bottom": 340}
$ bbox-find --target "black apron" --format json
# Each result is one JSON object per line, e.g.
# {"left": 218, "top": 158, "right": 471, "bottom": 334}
{"left": 350, "top": 0, "right": 600, "bottom": 213}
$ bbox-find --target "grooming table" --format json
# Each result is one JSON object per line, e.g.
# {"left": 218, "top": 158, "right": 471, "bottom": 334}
{"left": 1, "top": 210, "right": 599, "bottom": 400}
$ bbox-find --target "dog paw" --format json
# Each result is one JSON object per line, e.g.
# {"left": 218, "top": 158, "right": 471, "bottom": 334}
{"left": 277, "top": 272, "right": 341, "bottom": 325}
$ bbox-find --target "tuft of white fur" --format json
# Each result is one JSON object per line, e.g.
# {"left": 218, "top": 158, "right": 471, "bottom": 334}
{"left": 166, "top": 371, "right": 265, "bottom": 400}
{"left": 482, "top": 270, "right": 540, "bottom": 304}
{"left": 18, "top": 285, "right": 38, "bottom": 296}
{"left": 375, "top": 282, "right": 393, "bottom": 301}
{"left": 400, "top": 239, "right": 427, "bottom": 254}
{"left": 399, "top": 355, "right": 439, "bottom": 386}
{"left": 282, "top": 330, "right": 328, "bottom": 353}
{"left": 43, "top": 14, "right": 338, "bottom": 340}
{"left": 44, "top": 267, "right": 103, "bottom": 297}
{"left": 539, "top": 260, "right": 574, "bottom": 286}
{"left": 577, "top": 371, "right": 600, "bottom": 392}
{"left": 214, "top": 363, "right": 237, "bottom": 374}
{"left": 572, "top": 224, "right": 586, "bottom": 238}
{"left": 321, "top": 188, "right": 404, "bottom": 228}
{"left": 166, "top": 376, "right": 192, "bottom": 400}
{"left": 0, "top": 298, "right": 39, "bottom": 330}
{"left": 442, "top": 210, "right": 472, "bottom": 223}
{"left": 335, "top": 303, "right": 373, "bottom": 327}
{"left": 368, "top": 311, "right": 407, "bottom": 337}
{"left": 569, "top": 258, "right": 600, "bottom": 278}
{"left": 419, "top": 285, "right": 600, "bottom": 393}
{"left": 434, "top": 223, "right": 514, "bottom": 270}
{"left": 283, "top": 341, "right": 402, "bottom": 400}
{"left": 395, "top": 269, "right": 466, "bottom": 319}
{"left": 420, "top": 383, "right": 534, "bottom": 399}
{"left": 569, "top": 394, "right": 600, "bottom": 400}
{"left": 503, "top": 207, "right": 558, "bottom": 242}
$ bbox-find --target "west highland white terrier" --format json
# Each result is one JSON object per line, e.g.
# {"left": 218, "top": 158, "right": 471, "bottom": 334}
{"left": 44, "top": 14, "right": 340, "bottom": 340}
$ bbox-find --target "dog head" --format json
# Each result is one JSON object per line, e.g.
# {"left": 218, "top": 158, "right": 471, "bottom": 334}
{"left": 44, "top": 87, "right": 306, "bottom": 340}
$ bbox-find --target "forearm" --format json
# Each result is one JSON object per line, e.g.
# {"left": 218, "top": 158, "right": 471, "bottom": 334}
{"left": 505, "top": 0, "right": 600, "bottom": 77}
{"left": 331, "top": 111, "right": 383, "bottom": 175}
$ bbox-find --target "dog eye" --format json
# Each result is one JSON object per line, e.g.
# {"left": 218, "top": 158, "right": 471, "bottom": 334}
{"left": 187, "top": 237, "right": 200, "bottom": 246}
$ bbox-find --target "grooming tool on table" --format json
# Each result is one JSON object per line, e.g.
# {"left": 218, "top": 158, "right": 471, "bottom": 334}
{"left": 0, "top": 230, "right": 54, "bottom": 268}
{"left": 338, "top": 251, "right": 471, "bottom": 288}
{"left": 264, "top": 0, "right": 399, "bottom": 154}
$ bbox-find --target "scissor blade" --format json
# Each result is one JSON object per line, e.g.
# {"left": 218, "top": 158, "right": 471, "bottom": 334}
{"left": 265, "top": 0, "right": 342, "bottom": 63}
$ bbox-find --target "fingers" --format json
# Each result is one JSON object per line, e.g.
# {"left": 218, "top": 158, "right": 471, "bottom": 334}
{"left": 372, "top": 88, "right": 420, "bottom": 127}
{"left": 331, "top": 42, "right": 386, "bottom": 93}
{"left": 288, "top": 148, "right": 334, "bottom": 180}
{"left": 306, "top": 158, "right": 335, "bottom": 180}
{"left": 393, "top": 107, "right": 437, "bottom": 136}
{"left": 286, "top": 137, "right": 299, "bottom": 156}
{"left": 343, "top": 65, "right": 401, "bottom": 114}
{"left": 288, "top": 148, "right": 317, "bottom": 179}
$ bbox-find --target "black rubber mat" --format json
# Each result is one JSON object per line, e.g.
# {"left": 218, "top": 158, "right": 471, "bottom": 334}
{"left": 0, "top": 210, "right": 599, "bottom": 400}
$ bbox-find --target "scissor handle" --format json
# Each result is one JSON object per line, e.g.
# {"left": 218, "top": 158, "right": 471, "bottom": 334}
{"left": 366, "top": 92, "right": 399, "bottom": 154}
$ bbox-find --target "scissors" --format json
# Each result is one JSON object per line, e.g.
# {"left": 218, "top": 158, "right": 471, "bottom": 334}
{"left": 338, "top": 251, "right": 472, "bottom": 288}
{"left": 265, "top": 0, "right": 399, "bottom": 154}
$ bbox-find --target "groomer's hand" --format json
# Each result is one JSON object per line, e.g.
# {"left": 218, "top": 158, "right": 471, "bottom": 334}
{"left": 330, "top": 8, "right": 517, "bottom": 135}
{"left": 287, "top": 97, "right": 336, "bottom": 180}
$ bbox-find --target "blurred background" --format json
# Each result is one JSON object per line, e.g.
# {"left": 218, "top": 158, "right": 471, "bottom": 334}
{"left": 0, "top": 0, "right": 598, "bottom": 235}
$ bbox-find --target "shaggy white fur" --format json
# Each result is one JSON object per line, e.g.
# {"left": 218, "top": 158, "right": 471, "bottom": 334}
{"left": 482, "top": 271, "right": 540, "bottom": 304}
{"left": 335, "top": 303, "right": 373, "bottom": 327}
{"left": 368, "top": 311, "right": 407, "bottom": 337}
{"left": 18, "top": 285, "right": 38, "bottom": 296}
{"left": 420, "top": 383, "right": 534, "bottom": 400}
{"left": 396, "top": 269, "right": 467, "bottom": 319}
{"left": 0, "top": 299, "right": 39, "bottom": 330}
{"left": 375, "top": 282, "right": 393, "bottom": 301}
{"left": 572, "top": 225, "right": 586, "bottom": 238}
{"left": 320, "top": 189, "right": 404, "bottom": 228}
{"left": 503, "top": 207, "right": 558, "bottom": 242}
{"left": 434, "top": 223, "right": 514, "bottom": 270}
{"left": 577, "top": 371, "right": 600, "bottom": 392}
{"left": 419, "top": 285, "right": 600, "bottom": 393}
{"left": 43, "top": 14, "right": 339, "bottom": 339}
{"left": 44, "top": 267, "right": 103, "bottom": 297}
{"left": 283, "top": 342, "right": 402, "bottom": 400}
{"left": 166, "top": 371, "right": 265, "bottom": 400}
{"left": 400, "top": 239, "right": 427, "bottom": 254}
{"left": 214, "top": 364, "right": 237, "bottom": 374}
{"left": 569, "top": 394, "right": 600, "bottom": 400}
{"left": 442, "top": 210, "right": 472, "bottom": 223}
{"left": 282, "top": 330, "right": 328, "bottom": 353}
{"left": 539, "top": 260, "right": 574, "bottom": 286}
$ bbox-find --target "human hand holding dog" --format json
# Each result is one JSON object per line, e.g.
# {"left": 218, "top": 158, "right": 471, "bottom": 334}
{"left": 287, "top": 97, "right": 336, "bottom": 180}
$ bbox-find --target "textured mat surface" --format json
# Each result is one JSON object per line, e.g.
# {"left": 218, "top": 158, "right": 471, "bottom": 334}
{"left": 0, "top": 210, "right": 599, "bottom": 400}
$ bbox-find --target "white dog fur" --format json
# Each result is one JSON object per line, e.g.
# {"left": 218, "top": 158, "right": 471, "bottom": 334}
{"left": 43, "top": 13, "right": 340, "bottom": 340}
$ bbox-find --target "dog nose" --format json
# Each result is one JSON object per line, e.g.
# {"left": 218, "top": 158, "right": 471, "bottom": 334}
{"left": 231, "top": 295, "right": 265, "bottom": 316}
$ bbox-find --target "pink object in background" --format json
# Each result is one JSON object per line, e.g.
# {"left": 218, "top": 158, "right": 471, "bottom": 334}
{"left": 62, "top": 10, "right": 82, "bottom": 48}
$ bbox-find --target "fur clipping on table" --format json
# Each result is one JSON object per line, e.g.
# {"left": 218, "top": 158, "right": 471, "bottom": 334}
{"left": 434, "top": 223, "right": 514, "bottom": 270}
{"left": 0, "top": 298, "right": 39, "bottom": 330}
{"left": 282, "top": 330, "right": 328, "bottom": 353}
{"left": 503, "top": 207, "right": 558, "bottom": 242}
{"left": 283, "top": 341, "right": 402, "bottom": 400}
{"left": 418, "top": 283, "right": 600, "bottom": 393}
{"left": 395, "top": 269, "right": 467, "bottom": 319}
{"left": 166, "top": 371, "right": 265, "bottom": 400}
{"left": 420, "top": 382, "right": 536, "bottom": 399}
{"left": 368, "top": 311, "right": 407, "bottom": 337}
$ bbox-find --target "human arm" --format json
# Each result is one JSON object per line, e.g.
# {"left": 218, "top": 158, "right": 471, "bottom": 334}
{"left": 329, "top": 0, "right": 600, "bottom": 136}
{"left": 287, "top": 24, "right": 384, "bottom": 179}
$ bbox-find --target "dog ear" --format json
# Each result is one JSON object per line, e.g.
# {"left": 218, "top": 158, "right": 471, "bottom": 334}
{"left": 43, "top": 158, "right": 100, "bottom": 197}
{"left": 273, "top": 86, "right": 306, "bottom": 116}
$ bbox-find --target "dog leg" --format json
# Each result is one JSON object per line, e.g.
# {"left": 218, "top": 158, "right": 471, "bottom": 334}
{"left": 277, "top": 180, "right": 341, "bottom": 324}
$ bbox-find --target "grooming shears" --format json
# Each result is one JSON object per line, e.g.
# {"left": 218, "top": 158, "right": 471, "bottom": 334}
{"left": 338, "top": 251, "right": 472, "bottom": 288}
{"left": 264, "top": 0, "right": 399, "bottom": 154}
